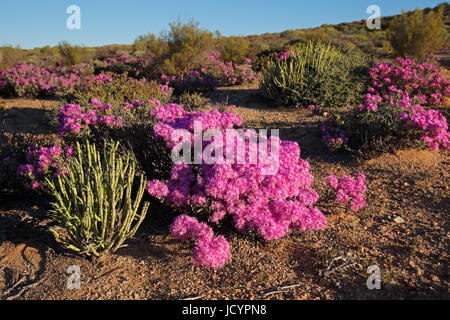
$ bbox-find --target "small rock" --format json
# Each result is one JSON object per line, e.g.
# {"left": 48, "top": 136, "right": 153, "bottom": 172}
{"left": 393, "top": 216, "right": 404, "bottom": 224}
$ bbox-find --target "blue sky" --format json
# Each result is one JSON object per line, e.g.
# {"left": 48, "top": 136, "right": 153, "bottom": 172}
{"left": 0, "top": 0, "right": 444, "bottom": 49}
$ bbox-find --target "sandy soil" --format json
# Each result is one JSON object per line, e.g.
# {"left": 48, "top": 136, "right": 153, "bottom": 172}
{"left": 0, "top": 86, "right": 449, "bottom": 300}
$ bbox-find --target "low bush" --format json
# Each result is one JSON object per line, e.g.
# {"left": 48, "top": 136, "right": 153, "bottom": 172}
{"left": 161, "top": 71, "right": 218, "bottom": 94}
{"left": 368, "top": 57, "right": 449, "bottom": 106}
{"left": 58, "top": 41, "right": 81, "bottom": 66}
{"left": 160, "top": 51, "right": 257, "bottom": 93}
{"left": 16, "top": 143, "right": 72, "bottom": 190}
{"left": 146, "top": 102, "right": 327, "bottom": 268}
{"left": 63, "top": 72, "right": 172, "bottom": 109}
{"left": 134, "top": 19, "right": 215, "bottom": 78}
{"left": 387, "top": 7, "right": 447, "bottom": 59}
{"left": 321, "top": 57, "right": 450, "bottom": 155}
{"left": 322, "top": 91, "right": 450, "bottom": 156}
{"left": 216, "top": 36, "right": 250, "bottom": 64}
{"left": 54, "top": 97, "right": 174, "bottom": 183}
{"left": 94, "top": 55, "right": 151, "bottom": 79}
{"left": 0, "top": 63, "right": 102, "bottom": 98}
{"left": 0, "top": 63, "right": 80, "bottom": 97}
{"left": 259, "top": 41, "right": 372, "bottom": 107}
{"left": 45, "top": 140, "right": 149, "bottom": 256}
{"left": 204, "top": 51, "right": 257, "bottom": 86}
{"left": 176, "top": 91, "right": 210, "bottom": 109}
{"left": 0, "top": 132, "right": 53, "bottom": 197}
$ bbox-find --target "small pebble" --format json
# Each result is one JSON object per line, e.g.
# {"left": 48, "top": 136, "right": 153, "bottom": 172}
{"left": 393, "top": 216, "right": 404, "bottom": 224}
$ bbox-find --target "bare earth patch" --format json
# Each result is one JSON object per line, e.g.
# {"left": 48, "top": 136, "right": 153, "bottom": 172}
{"left": 0, "top": 89, "right": 448, "bottom": 300}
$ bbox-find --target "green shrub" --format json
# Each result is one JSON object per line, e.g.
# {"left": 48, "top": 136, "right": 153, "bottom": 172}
{"left": 325, "top": 103, "right": 409, "bottom": 155}
{"left": 259, "top": 41, "right": 372, "bottom": 107}
{"left": 176, "top": 91, "right": 210, "bottom": 109}
{"left": 216, "top": 36, "right": 250, "bottom": 64}
{"left": 354, "top": 34, "right": 369, "bottom": 42}
{"left": 46, "top": 140, "right": 149, "bottom": 256}
{"left": 135, "top": 19, "right": 215, "bottom": 78}
{"left": 0, "top": 46, "right": 25, "bottom": 69}
{"left": 301, "top": 29, "right": 332, "bottom": 43}
{"left": 0, "top": 132, "right": 49, "bottom": 198}
{"left": 320, "top": 93, "right": 437, "bottom": 157}
{"left": 387, "top": 7, "right": 448, "bottom": 59}
{"left": 61, "top": 72, "right": 172, "bottom": 111}
{"left": 58, "top": 41, "right": 81, "bottom": 66}
{"left": 252, "top": 46, "right": 287, "bottom": 72}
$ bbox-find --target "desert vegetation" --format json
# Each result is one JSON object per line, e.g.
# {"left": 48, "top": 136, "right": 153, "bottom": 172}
{"left": 0, "top": 3, "right": 449, "bottom": 300}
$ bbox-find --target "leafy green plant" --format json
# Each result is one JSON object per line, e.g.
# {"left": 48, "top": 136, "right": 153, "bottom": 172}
{"left": 260, "top": 41, "right": 371, "bottom": 107}
{"left": 46, "top": 140, "right": 150, "bottom": 256}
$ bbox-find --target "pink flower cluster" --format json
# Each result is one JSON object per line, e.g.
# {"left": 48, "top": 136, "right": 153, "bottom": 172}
{"left": 146, "top": 179, "right": 169, "bottom": 198}
{"left": 399, "top": 106, "right": 450, "bottom": 150}
{"left": 97, "top": 54, "right": 151, "bottom": 77}
{"left": 81, "top": 73, "right": 113, "bottom": 87}
{"left": 16, "top": 145, "right": 73, "bottom": 189}
{"left": 159, "top": 52, "right": 257, "bottom": 92}
{"left": 0, "top": 63, "right": 113, "bottom": 97}
{"left": 53, "top": 63, "right": 95, "bottom": 77}
{"left": 146, "top": 102, "right": 327, "bottom": 268}
{"left": 0, "top": 64, "right": 78, "bottom": 96}
{"left": 158, "top": 82, "right": 171, "bottom": 96}
{"left": 278, "top": 51, "right": 293, "bottom": 60}
{"left": 205, "top": 52, "right": 258, "bottom": 85}
{"left": 326, "top": 173, "right": 367, "bottom": 212}
{"left": 170, "top": 214, "right": 231, "bottom": 269}
{"left": 149, "top": 102, "right": 243, "bottom": 148}
{"left": 323, "top": 58, "right": 450, "bottom": 152}
{"left": 321, "top": 125, "right": 348, "bottom": 151}
{"left": 358, "top": 90, "right": 450, "bottom": 151}
{"left": 368, "top": 57, "right": 449, "bottom": 106}
{"left": 56, "top": 98, "right": 126, "bottom": 136}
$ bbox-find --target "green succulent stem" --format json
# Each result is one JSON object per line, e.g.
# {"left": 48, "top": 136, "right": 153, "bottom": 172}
{"left": 45, "top": 140, "right": 150, "bottom": 257}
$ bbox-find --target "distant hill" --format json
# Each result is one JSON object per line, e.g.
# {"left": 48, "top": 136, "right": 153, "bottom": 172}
{"left": 0, "top": 3, "right": 448, "bottom": 69}
{"left": 240, "top": 3, "right": 449, "bottom": 62}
